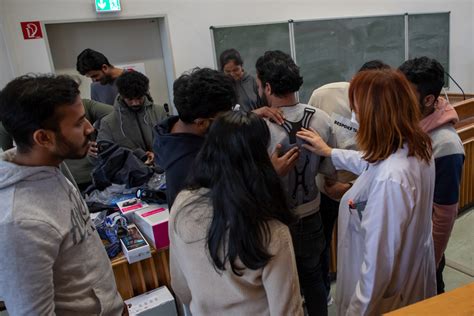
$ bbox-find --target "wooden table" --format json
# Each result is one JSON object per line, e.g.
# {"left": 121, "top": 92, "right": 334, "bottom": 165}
{"left": 385, "top": 282, "right": 474, "bottom": 315}
{"left": 111, "top": 247, "right": 171, "bottom": 300}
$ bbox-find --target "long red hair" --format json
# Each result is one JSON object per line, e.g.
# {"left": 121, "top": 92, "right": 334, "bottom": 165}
{"left": 349, "top": 69, "right": 432, "bottom": 163}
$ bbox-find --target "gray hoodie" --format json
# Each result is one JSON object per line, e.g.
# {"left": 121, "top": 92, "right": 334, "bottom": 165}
{"left": 0, "top": 149, "right": 123, "bottom": 315}
{"left": 97, "top": 96, "right": 167, "bottom": 152}
{"left": 234, "top": 73, "right": 262, "bottom": 112}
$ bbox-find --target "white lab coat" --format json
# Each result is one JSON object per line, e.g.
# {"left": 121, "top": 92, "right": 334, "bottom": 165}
{"left": 332, "top": 147, "right": 437, "bottom": 316}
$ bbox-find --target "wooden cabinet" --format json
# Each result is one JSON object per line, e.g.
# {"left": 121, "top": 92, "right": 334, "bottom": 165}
{"left": 111, "top": 247, "right": 170, "bottom": 300}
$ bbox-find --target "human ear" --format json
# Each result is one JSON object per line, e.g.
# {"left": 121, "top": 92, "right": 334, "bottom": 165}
{"left": 265, "top": 82, "right": 272, "bottom": 95}
{"left": 32, "top": 129, "right": 55, "bottom": 149}
{"left": 423, "top": 95, "right": 436, "bottom": 108}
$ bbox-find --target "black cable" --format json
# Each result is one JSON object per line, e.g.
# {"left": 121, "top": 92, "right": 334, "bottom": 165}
{"left": 446, "top": 71, "right": 466, "bottom": 100}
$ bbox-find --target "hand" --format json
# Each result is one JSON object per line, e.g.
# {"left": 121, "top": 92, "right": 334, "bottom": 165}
{"left": 88, "top": 141, "right": 98, "bottom": 158}
{"left": 252, "top": 106, "right": 285, "bottom": 125}
{"left": 324, "top": 177, "right": 352, "bottom": 200}
{"left": 144, "top": 151, "right": 155, "bottom": 165}
{"left": 296, "top": 127, "right": 332, "bottom": 157}
{"left": 271, "top": 144, "right": 300, "bottom": 176}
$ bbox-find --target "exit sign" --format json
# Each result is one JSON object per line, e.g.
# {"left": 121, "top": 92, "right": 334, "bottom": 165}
{"left": 95, "top": 0, "right": 121, "bottom": 13}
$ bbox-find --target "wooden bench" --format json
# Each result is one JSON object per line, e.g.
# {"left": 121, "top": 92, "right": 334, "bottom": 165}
{"left": 385, "top": 281, "right": 474, "bottom": 315}
{"left": 454, "top": 98, "right": 474, "bottom": 210}
{"left": 454, "top": 98, "right": 474, "bottom": 126}
{"left": 447, "top": 92, "right": 474, "bottom": 104}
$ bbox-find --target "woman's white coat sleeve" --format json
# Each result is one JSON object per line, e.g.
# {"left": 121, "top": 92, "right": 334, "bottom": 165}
{"left": 331, "top": 148, "right": 368, "bottom": 175}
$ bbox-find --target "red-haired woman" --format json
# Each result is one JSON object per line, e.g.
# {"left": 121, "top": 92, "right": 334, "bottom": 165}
{"left": 297, "top": 69, "right": 436, "bottom": 315}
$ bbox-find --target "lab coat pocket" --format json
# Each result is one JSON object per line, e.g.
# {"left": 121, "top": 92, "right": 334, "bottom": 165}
{"left": 347, "top": 199, "right": 367, "bottom": 232}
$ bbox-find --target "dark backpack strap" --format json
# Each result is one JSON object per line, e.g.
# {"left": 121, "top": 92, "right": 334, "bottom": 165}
{"left": 301, "top": 107, "right": 315, "bottom": 129}
{"left": 278, "top": 107, "right": 317, "bottom": 203}
{"left": 281, "top": 107, "right": 316, "bottom": 143}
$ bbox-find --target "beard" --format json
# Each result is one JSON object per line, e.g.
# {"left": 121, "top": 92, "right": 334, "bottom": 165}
{"left": 128, "top": 105, "right": 144, "bottom": 112}
{"left": 100, "top": 74, "right": 114, "bottom": 85}
{"left": 54, "top": 132, "right": 91, "bottom": 160}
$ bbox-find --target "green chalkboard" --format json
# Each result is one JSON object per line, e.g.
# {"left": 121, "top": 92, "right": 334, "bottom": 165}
{"left": 212, "top": 23, "right": 291, "bottom": 78}
{"left": 408, "top": 13, "right": 450, "bottom": 85}
{"left": 211, "top": 13, "right": 450, "bottom": 102}
{"left": 294, "top": 15, "right": 405, "bottom": 103}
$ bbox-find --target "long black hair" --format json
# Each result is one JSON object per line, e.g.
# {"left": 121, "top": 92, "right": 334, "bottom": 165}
{"left": 187, "top": 110, "right": 295, "bottom": 275}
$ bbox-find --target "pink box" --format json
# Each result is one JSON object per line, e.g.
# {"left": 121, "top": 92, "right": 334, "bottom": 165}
{"left": 134, "top": 205, "right": 169, "bottom": 250}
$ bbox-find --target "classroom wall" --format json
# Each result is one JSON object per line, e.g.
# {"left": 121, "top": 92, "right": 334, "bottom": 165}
{"left": 1, "top": 0, "right": 473, "bottom": 93}
{"left": 0, "top": 1, "right": 14, "bottom": 89}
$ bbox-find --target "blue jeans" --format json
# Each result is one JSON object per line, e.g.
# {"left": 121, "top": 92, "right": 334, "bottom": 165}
{"left": 290, "top": 212, "right": 327, "bottom": 316}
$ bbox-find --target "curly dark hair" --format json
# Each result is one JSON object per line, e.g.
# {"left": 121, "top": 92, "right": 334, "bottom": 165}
{"left": 398, "top": 56, "right": 445, "bottom": 100}
{"left": 116, "top": 71, "right": 150, "bottom": 99}
{"left": 359, "top": 60, "right": 390, "bottom": 72}
{"left": 173, "top": 68, "right": 236, "bottom": 123}
{"left": 0, "top": 74, "right": 80, "bottom": 152}
{"left": 219, "top": 48, "right": 244, "bottom": 70}
{"left": 76, "top": 48, "right": 111, "bottom": 75}
{"left": 255, "top": 50, "right": 303, "bottom": 97}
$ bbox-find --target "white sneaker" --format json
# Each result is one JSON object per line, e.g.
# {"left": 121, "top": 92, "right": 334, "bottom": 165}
{"left": 327, "top": 295, "right": 334, "bottom": 306}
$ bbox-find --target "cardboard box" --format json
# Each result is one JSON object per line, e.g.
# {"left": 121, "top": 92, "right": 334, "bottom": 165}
{"left": 117, "top": 198, "right": 149, "bottom": 222}
{"left": 120, "top": 224, "right": 151, "bottom": 264}
{"left": 134, "top": 205, "right": 170, "bottom": 251}
{"left": 125, "top": 286, "right": 177, "bottom": 316}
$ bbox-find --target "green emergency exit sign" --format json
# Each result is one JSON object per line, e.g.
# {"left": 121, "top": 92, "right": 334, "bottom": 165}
{"left": 95, "top": 0, "right": 121, "bottom": 13}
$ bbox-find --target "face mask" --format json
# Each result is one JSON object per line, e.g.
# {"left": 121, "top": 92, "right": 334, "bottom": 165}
{"left": 351, "top": 111, "right": 359, "bottom": 126}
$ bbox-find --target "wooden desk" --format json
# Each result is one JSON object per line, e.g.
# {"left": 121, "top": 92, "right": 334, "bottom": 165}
{"left": 111, "top": 247, "right": 170, "bottom": 300}
{"left": 385, "top": 282, "right": 474, "bottom": 315}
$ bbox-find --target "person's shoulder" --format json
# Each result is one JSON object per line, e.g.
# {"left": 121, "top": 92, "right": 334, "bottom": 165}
{"left": 299, "top": 104, "right": 332, "bottom": 124}
{"left": 266, "top": 220, "right": 292, "bottom": 252}
{"left": 374, "top": 147, "right": 433, "bottom": 185}
{"left": 267, "top": 220, "right": 290, "bottom": 235}
{"left": 315, "top": 81, "right": 350, "bottom": 92}
{"left": 309, "top": 82, "right": 350, "bottom": 112}
{"left": 310, "top": 82, "right": 350, "bottom": 100}
{"left": 170, "top": 188, "right": 212, "bottom": 240}
{"left": 82, "top": 98, "right": 112, "bottom": 110}
{"left": 100, "top": 111, "right": 115, "bottom": 124}
{"left": 430, "top": 125, "right": 464, "bottom": 158}
{"left": 1, "top": 182, "right": 70, "bottom": 230}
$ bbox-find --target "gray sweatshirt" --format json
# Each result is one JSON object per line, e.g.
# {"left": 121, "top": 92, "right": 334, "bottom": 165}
{"left": 267, "top": 104, "right": 335, "bottom": 218}
{"left": 0, "top": 149, "right": 123, "bottom": 315}
{"left": 234, "top": 73, "right": 262, "bottom": 112}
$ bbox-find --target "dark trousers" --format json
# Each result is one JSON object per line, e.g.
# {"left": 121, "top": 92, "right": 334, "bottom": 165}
{"left": 319, "top": 193, "right": 340, "bottom": 296}
{"left": 290, "top": 212, "right": 327, "bottom": 316}
{"left": 436, "top": 254, "right": 446, "bottom": 294}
